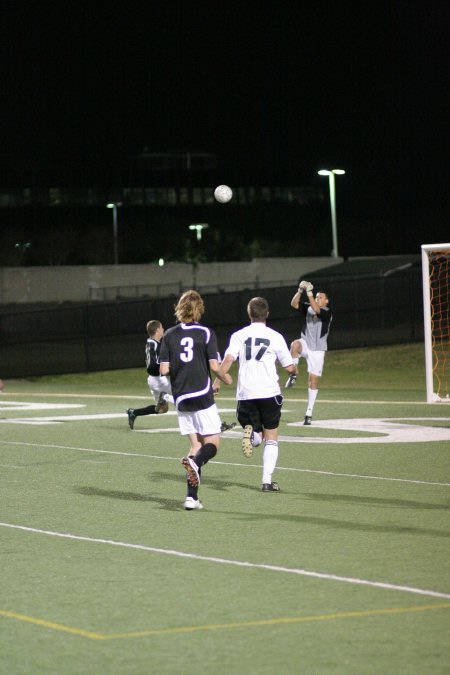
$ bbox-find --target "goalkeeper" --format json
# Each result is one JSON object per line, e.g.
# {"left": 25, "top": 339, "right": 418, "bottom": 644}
{"left": 285, "top": 280, "right": 333, "bottom": 425}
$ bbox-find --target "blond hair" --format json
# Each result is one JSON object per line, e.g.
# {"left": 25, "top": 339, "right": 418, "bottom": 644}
{"left": 174, "top": 290, "right": 205, "bottom": 323}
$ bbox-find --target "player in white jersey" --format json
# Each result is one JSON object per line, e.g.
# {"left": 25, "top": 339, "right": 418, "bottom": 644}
{"left": 285, "top": 280, "right": 332, "bottom": 425}
{"left": 216, "top": 297, "right": 296, "bottom": 492}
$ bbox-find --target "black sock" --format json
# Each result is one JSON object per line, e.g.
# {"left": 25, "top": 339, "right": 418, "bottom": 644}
{"left": 187, "top": 466, "right": 203, "bottom": 499}
{"left": 134, "top": 405, "right": 157, "bottom": 416}
{"left": 194, "top": 443, "right": 217, "bottom": 467}
{"left": 187, "top": 480, "right": 199, "bottom": 499}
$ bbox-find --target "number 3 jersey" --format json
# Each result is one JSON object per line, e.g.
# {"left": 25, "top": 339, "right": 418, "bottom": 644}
{"left": 224, "top": 322, "right": 293, "bottom": 400}
{"left": 159, "top": 322, "right": 219, "bottom": 412}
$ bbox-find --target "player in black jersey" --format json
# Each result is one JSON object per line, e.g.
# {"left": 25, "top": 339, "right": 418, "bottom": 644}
{"left": 160, "top": 290, "right": 232, "bottom": 510}
{"left": 126, "top": 320, "right": 173, "bottom": 429}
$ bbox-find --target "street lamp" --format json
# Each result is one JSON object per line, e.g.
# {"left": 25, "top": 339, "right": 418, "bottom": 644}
{"left": 189, "top": 223, "right": 209, "bottom": 241}
{"left": 106, "top": 202, "right": 122, "bottom": 264}
{"left": 318, "top": 169, "right": 345, "bottom": 258}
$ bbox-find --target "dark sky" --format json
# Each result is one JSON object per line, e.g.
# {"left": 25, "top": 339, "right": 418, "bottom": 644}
{"left": 2, "top": 1, "right": 449, "bottom": 235}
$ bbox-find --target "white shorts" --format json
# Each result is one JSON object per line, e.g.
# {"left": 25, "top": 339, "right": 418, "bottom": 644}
{"left": 299, "top": 338, "right": 326, "bottom": 377}
{"left": 177, "top": 404, "right": 221, "bottom": 437}
{"left": 147, "top": 375, "right": 173, "bottom": 404}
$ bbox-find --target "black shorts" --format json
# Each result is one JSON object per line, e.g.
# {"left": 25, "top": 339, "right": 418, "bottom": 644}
{"left": 236, "top": 396, "right": 283, "bottom": 432}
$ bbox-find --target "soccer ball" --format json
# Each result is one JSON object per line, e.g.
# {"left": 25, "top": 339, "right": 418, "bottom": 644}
{"left": 214, "top": 184, "right": 233, "bottom": 203}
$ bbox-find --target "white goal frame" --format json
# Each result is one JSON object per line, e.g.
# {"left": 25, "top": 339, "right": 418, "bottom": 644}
{"left": 421, "top": 243, "right": 450, "bottom": 403}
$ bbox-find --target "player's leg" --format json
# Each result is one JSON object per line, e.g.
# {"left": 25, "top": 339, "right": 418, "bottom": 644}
{"left": 180, "top": 405, "right": 221, "bottom": 510}
{"left": 220, "top": 420, "right": 236, "bottom": 432}
{"left": 236, "top": 400, "right": 263, "bottom": 458}
{"left": 259, "top": 396, "right": 282, "bottom": 491}
{"left": 151, "top": 376, "right": 172, "bottom": 413}
{"left": 304, "top": 352, "right": 325, "bottom": 425}
{"left": 194, "top": 432, "right": 220, "bottom": 467}
{"left": 187, "top": 433, "right": 202, "bottom": 456}
{"left": 126, "top": 375, "right": 162, "bottom": 428}
{"left": 177, "top": 414, "right": 202, "bottom": 506}
{"left": 286, "top": 338, "right": 305, "bottom": 387}
{"left": 183, "top": 432, "right": 220, "bottom": 506}
{"left": 158, "top": 375, "right": 174, "bottom": 405}
{"left": 126, "top": 402, "right": 158, "bottom": 429}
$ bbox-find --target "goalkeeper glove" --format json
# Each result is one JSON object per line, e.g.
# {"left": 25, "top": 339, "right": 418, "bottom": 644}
{"left": 298, "top": 280, "right": 308, "bottom": 291}
{"left": 305, "top": 282, "right": 314, "bottom": 293}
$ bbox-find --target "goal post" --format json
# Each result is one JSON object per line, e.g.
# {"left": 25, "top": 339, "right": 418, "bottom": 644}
{"left": 421, "top": 243, "right": 450, "bottom": 403}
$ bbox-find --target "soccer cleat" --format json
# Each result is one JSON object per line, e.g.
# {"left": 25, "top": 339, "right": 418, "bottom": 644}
{"left": 126, "top": 408, "right": 136, "bottom": 430}
{"left": 303, "top": 415, "right": 312, "bottom": 426}
{"left": 242, "top": 425, "right": 254, "bottom": 458}
{"left": 285, "top": 374, "right": 297, "bottom": 388}
{"left": 156, "top": 392, "right": 169, "bottom": 414}
{"left": 181, "top": 456, "right": 200, "bottom": 487}
{"left": 262, "top": 482, "right": 280, "bottom": 492}
{"left": 184, "top": 496, "right": 204, "bottom": 510}
{"left": 220, "top": 421, "right": 236, "bottom": 432}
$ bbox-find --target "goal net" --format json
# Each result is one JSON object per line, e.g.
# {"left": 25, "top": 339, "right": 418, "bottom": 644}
{"left": 421, "top": 243, "right": 450, "bottom": 403}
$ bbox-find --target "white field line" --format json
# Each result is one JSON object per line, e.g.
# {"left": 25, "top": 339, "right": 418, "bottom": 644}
{"left": 0, "top": 439, "right": 449, "bottom": 487}
{"left": 285, "top": 418, "right": 450, "bottom": 444}
{"left": 0, "top": 392, "right": 445, "bottom": 406}
{"left": 1, "top": 522, "right": 449, "bottom": 600}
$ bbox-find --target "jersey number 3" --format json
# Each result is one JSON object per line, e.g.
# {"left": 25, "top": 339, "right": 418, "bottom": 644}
{"left": 180, "top": 337, "right": 194, "bottom": 362}
{"left": 244, "top": 337, "right": 270, "bottom": 361}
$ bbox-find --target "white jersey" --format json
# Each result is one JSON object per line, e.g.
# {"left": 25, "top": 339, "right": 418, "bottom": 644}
{"left": 224, "top": 322, "right": 293, "bottom": 400}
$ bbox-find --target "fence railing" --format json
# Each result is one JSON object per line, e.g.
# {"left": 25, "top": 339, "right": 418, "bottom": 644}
{"left": 88, "top": 277, "right": 300, "bottom": 301}
{"left": 1, "top": 269, "right": 423, "bottom": 378}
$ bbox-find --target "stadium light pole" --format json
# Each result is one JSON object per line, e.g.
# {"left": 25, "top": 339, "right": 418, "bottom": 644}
{"left": 106, "top": 202, "right": 122, "bottom": 264}
{"left": 189, "top": 223, "right": 209, "bottom": 241}
{"left": 318, "top": 169, "right": 345, "bottom": 258}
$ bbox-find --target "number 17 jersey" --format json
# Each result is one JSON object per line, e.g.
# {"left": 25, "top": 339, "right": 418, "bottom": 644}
{"left": 224, "top": 322, "right": 293, "bottom": 400}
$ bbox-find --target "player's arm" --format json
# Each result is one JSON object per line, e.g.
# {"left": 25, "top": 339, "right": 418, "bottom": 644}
{"left": 209, "top": 358, "right": 220, "bottom": 374}
{"left": 159, "top": 361, "right": 170, "bottom": 376}
{"left": 285, "top": 362, "right": 297, "bottom": 376}
{"left": 306, "top": 289, "right": 321, "bottom": 315}
{"left": 291, "top": 288, "right": 301, "bottom": 309}
{"left": 209, "top": 358, "right": 222, "bottom": 393}
{"left": 291, "top": 280, "right": 310, "bottom": 309}
{"left": 214, "top": 353, "right": 234, "bottom": 388}
{"left": 158, "top": 336, "right": 170, "bottom": 375}
{"left": 278, "top": 342, "right": 298, "bottom": 377}
{"left": 297, "top": 281, "right": 320, "bottom": 315}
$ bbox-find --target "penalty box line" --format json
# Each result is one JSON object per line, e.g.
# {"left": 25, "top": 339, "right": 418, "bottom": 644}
{"left": 1, "top": 522, "right": 450, "bottom": 601}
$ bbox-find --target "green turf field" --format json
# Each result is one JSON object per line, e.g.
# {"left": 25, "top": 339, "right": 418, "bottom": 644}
{"left": 1, "top": 344, "right": 449, "bottom": 674}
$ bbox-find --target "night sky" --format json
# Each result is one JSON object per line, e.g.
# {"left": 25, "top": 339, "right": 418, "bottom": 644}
{"left": 2, "top": 1, "right": 449, "bottom": 244}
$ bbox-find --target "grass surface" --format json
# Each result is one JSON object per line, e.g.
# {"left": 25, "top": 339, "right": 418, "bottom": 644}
{"left": 1, "top": 344, "right": 449, "bottom": 674}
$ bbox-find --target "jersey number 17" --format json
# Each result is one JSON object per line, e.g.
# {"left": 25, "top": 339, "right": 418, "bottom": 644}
{"left": 244, "top": 337, "right": 270, "bottom": 361}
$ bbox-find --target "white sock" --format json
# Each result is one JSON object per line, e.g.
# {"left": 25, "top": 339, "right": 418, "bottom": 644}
{"left": 306, "top": 388, "right": 318, "bottom": 416}
{"left": 252, "top": 431, "right": 262, "bottom": 447}
{"left": 262, "top": 440, "right": 278, "bottom": 484}
{"left": 292, "top": 357, "right": 299, "bottom": 366}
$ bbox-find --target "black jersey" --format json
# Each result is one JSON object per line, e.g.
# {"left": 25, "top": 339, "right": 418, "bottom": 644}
{"left": 159, "top": 322, "right": 218, "bottom": 412}
{"left": 145, "top": 338, "right": 161, "bottom": 376}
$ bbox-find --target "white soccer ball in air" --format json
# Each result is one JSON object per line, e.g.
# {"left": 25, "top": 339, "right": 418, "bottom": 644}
{"left": 214, "top": 184, "right": 233, "bottom": 203}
